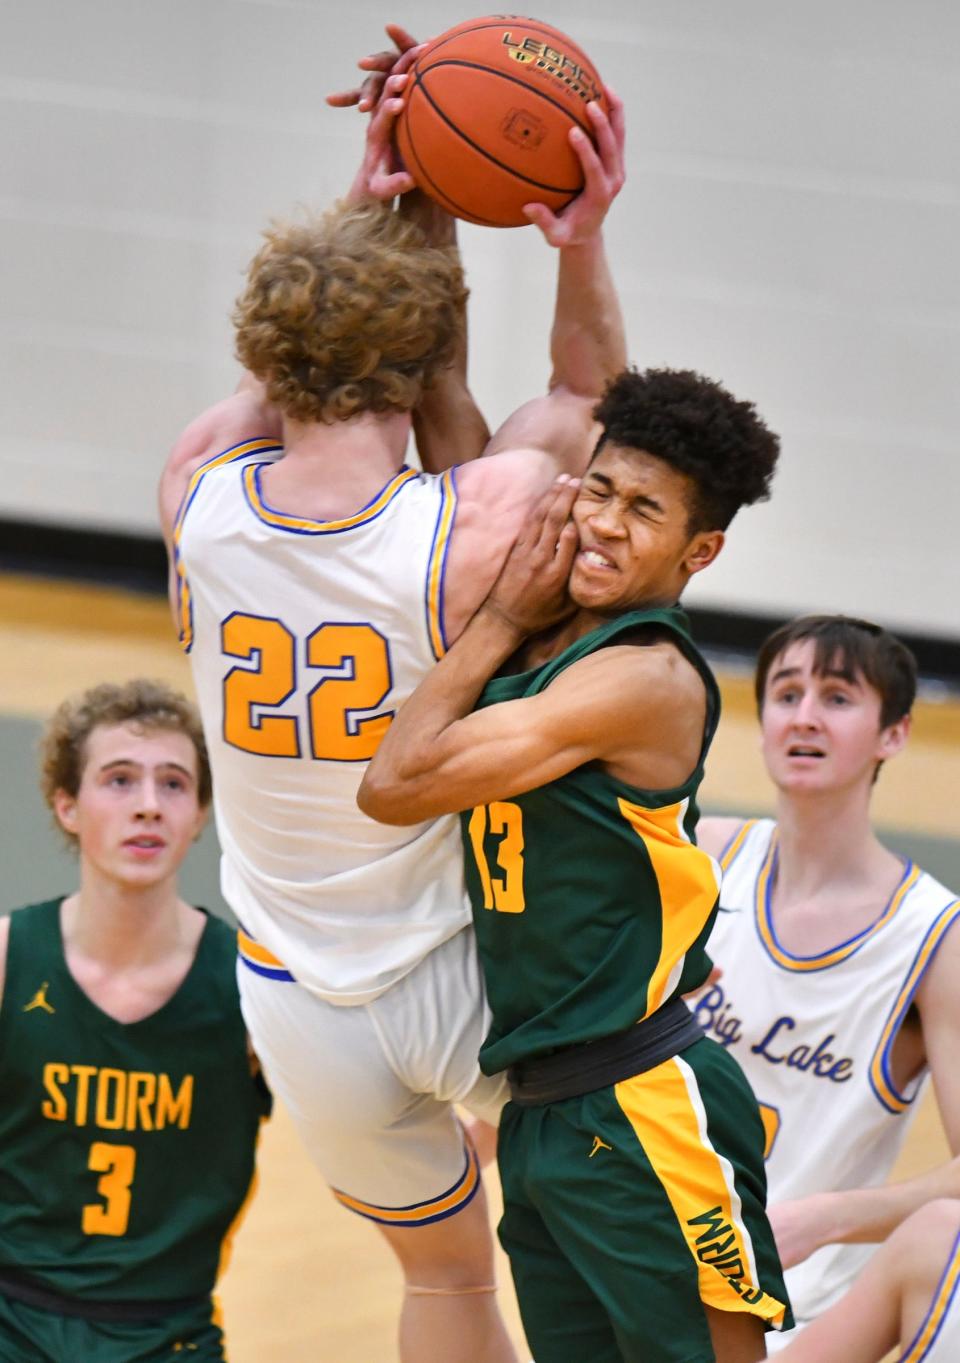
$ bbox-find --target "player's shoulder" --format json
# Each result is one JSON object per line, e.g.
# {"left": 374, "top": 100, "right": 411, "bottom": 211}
{"left": 697, "top": 816, "right": 750, "bottom": 861}
{"left": 566, "top": 634, "right": 704, "bottom": 707}
{"left": 700, "top": 815, "right": 775, "bottom": 868}
{"left": 197, "top": 909, "right": 241, "bottom": 965}
{"left": 454, "top": 446, "right": 558, "bottom": 512}
{"left": 908, "top": 863, "right": 960, "bottom": 914}
{"left": 160, "top": 390, "right": 281, "bottom": 539}
{"left": 0, "top": 902, "right": 58, "bottom": 1007}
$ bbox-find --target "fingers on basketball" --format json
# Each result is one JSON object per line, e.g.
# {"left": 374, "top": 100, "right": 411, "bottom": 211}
{"left": 395, "top": 17, "right": 604, "bottom": 227}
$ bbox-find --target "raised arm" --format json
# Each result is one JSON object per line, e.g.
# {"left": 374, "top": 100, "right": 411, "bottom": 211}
{"left": 480, "top": 91, "right": 627, "bottom": 473}
{"left": 336, "top": 40, "right": 490, "bottom": 474}
{"left": 400, "top": 190, "right": 490, "bottom": 472}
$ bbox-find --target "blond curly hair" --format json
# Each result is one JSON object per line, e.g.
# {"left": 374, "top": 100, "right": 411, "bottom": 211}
{"left": 234, "top": 199, "right": 467, "bottom": 424}
{"left": 40, "top": 679, "right": 212, "bottom": 848}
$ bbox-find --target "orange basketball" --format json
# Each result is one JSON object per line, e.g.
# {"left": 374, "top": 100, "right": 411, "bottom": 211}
{"left": 395, "top": 16, "right": 606, "bottom": 227}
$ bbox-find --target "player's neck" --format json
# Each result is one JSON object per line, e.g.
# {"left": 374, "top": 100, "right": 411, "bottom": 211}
{"left": 62, "top": 875, "right": 199, "bottom": 970}
{"left": 262, "top": 410, "right": 412, "bottom": 519}
{"left": 773, "top": 788, "right": 898, "bottom": 903}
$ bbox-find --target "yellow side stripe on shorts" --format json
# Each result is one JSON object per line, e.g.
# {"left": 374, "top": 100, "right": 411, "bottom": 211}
{"left": 236, "top": 927, "right": 295, "bottom": 982}
{"left": 900, "top": 1226, "right": 960, "bottom": 1363}
{"left": 615, "top": 1056, "right": 786, "bottom": 1328}
{"left": 331, "top": 1143, "right": 480, "bottom": 1227}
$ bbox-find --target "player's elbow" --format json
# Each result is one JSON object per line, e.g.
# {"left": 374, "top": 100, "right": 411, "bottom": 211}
{"left": 357, "top": 770, "right": 425, "bottom": 826}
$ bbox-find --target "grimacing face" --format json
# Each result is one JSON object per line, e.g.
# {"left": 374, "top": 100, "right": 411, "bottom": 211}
{"left": 568, "top": 443, "right": 724, "bottom": 613}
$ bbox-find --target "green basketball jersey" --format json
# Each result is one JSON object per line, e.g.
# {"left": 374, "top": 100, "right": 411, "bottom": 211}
{"left": 0, "top": 900, "right": 269, "bottom": 1303}
{"left": 461, "top": 607, "right": 722, "bottom": 1076}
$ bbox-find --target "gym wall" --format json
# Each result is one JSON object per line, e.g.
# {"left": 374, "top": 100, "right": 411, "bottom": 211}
{"left": 3, "top": 1, "right": 957, "bottom": 639}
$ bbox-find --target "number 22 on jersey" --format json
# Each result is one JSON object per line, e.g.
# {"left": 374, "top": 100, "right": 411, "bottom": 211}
{"left": 222, "top": 615, "right": 393, "bottom": 762}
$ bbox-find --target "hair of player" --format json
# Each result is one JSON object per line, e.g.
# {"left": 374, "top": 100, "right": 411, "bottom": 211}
{"left": 40, "top": 679, "right": 212, "bottom": 847}
{"left": 754, "top": 615, "right": 918, "bottom": 729}
{"left": 233, "top": 199, "right": 467, "bottom": 424}
{"left": 591, "top": 367, "right": 779, "bottom": 532}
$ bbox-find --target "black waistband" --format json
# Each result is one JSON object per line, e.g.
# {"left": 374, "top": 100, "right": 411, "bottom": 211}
{"left": 506, "top": 997, "right": 704, "bottom": 1106}
{"left": 0, "top": 1267, "right": 207, "bottom": 1323}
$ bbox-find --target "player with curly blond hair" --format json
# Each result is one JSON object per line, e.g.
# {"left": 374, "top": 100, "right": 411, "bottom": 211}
{"left": 160, "top": 34, "right": 627, "bottom": 1362}
{"left": 234, "top": 198, "right": 467, "bottom": 425}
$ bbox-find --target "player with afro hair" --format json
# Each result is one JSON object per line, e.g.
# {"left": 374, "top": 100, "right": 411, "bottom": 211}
{"left": 592, "top": 366, "right": 779, "bottom": 531}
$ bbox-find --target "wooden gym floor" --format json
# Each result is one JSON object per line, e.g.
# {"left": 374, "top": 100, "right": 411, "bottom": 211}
{"left": 1, "top": 572, "right": 957, "bottom": 1361}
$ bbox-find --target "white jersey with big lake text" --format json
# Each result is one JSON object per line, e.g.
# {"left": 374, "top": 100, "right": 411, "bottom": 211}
{"left": 698, "top": 817, "right": 960, "bottom": 1343}
{"left": 175, "top": 439, "right": 467, "bottom": 1004}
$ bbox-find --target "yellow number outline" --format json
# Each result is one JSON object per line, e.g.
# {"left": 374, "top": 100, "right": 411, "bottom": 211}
{"left": 220, "top": 616, "right": 394, "bottom": 761}
{"left": 222, "top": 614, "right": 299, "bottom": 757}
{"left": 307, "top": 623, "right": 394, "bottom": 762}
{"left": 757, "top": 1102, "right": 781, "bottom": 1160}
{"left": 468, "top": 802, "right": 526, "bottom": 913}
{"left": 83, "top": 1142, "right": 136, "bottom": 1237}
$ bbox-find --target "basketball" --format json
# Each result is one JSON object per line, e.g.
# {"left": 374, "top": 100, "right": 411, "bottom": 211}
{"left": 395, "top": 15, "right": 606, "bottom": 228}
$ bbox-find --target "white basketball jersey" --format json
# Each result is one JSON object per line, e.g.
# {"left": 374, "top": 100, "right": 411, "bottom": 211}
{"left": 174, "top": 438, "right": 469, "bottom": 1005}
{"left": 900, "top": 1224, "right": 960, "bottom": 1363}
{"left": 696, "top": 817, "right": 960, "bottom": 1340}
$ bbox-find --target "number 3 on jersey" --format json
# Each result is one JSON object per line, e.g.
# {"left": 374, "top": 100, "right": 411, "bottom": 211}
{"left": 222, "top": 615, "right": 393, "bottom": 761}
{"left": 468, "top": 803, "right": 526, "bottom": 913}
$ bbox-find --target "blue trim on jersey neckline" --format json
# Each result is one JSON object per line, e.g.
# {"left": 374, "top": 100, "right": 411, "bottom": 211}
{"left": 243, "top": 462, "right": 420, "bottom": 536}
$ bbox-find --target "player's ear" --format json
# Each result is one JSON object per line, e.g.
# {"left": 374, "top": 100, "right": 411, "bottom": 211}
{"left": 684, "top": 529, "right": 724, "bottom": 578}
{"left": 53, "top": 789, "right": 79, "bottom": 836}
{"left": 877, "top": 713, "right": 910, "bottom": 763}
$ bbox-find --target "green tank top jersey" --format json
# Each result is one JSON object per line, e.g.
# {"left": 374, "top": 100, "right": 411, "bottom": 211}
{"left": 0, "top": 900, "right": 269, "bottom": 1304}
{"left": 461, "top": 607, "right": 722, "bottom": 1076}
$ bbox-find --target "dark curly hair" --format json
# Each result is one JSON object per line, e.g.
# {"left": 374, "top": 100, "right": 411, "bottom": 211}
{"left": 592, "top": 368, "right": 779, "bottom": 531}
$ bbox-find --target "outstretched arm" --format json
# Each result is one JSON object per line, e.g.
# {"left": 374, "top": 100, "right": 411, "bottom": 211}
{"left": 400, "top": 189, "right": 490, "bottom": 472}
{"left": 337, "top": 37, "right": 490, "bottom": 473}
{"left": 481, "top": 91, "right": 627, "bottom": 473}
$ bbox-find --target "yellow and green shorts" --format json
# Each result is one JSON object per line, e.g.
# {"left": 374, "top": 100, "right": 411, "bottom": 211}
{"left": 497, "top": 1035, "right": 792, "bottom": 1363}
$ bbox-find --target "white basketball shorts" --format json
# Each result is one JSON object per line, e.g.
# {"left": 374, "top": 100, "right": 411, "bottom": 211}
{"left": 237, "top": 925, "right": 507, "bottom": 1226}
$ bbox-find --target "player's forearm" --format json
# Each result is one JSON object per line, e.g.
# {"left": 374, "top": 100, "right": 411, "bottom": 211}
{"left": 400, "top": 193, "right": 490, "bottom": 470}
{"left": 808, "top": 1164, "right": 960, "bottom": 1248}
{"left": 549, "top": 233, "right": 625, "bottom": 397}
{"left": 359, "top": 605, "right": 522, "bottom": 823}
{"left": 413, "top": 377, "right": 490, "bottom": 472}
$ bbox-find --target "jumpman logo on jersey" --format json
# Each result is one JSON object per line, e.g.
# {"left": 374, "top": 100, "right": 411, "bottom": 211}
{"left": 589, "top": 1135, "right": 613, "bottom": 1158}
{"left": 23, "top": 982, "right": 55, "bottom": 1014}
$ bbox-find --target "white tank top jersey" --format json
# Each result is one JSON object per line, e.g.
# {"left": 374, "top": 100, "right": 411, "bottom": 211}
{"left": 174, "top": 438, "right": 469, "bottom": 1005}
{"left": 695, "top": 817, "right": 960, "bottom": 1338}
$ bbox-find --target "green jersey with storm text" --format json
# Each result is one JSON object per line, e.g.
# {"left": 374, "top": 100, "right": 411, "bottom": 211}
{"left": 0, "top": 900, "right": 268, "bottom": 1304}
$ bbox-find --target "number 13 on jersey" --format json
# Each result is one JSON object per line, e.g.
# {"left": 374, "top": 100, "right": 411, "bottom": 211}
{"left": 221, "top": 615, "right": 393, "bottom": 762}
{"left": 468, "top": 802, "right": 526, "bottom": 913}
